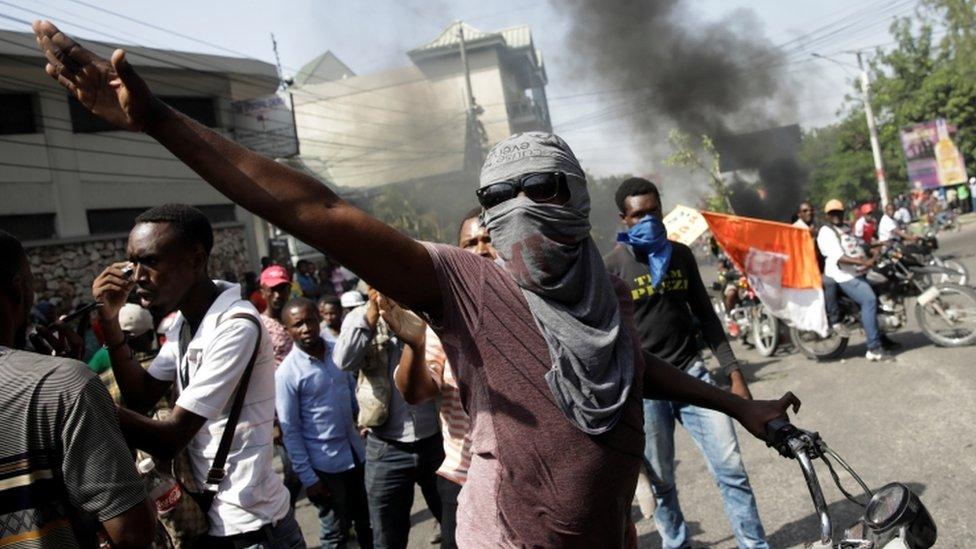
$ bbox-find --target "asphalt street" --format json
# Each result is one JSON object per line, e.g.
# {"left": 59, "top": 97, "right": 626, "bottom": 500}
{"left": 293, "top": 217, "right": 976, "bottom": 548}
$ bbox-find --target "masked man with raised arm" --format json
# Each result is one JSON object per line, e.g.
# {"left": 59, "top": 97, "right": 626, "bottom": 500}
{"left": 32, "top": 20, "right": 801, "bottom": 547}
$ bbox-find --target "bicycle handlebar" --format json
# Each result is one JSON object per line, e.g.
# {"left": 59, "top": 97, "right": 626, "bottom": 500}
{"left": 765, "top": 419, "right": 833, "bottom": 546}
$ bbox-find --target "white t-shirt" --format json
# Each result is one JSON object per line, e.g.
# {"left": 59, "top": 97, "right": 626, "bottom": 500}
{"left": 878, "top": 214, "right": 899, "bottom": 242}
{"left": 817, "top": 224, "right": 865, "bottom": 283}
{"left": 894, "top": 207, "right": 911, "bottom": 226}
{"left": 148, "top": 281, "right": 289, "bottom": 536}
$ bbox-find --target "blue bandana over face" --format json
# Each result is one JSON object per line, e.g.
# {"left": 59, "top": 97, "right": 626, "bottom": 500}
{"left": 617, "top": 215, "right": 673, "bottom": 288}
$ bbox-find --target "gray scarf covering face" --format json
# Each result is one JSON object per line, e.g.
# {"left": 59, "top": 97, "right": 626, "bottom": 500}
{"left": 481, "top": 132, "right": 634, "bottom": 435}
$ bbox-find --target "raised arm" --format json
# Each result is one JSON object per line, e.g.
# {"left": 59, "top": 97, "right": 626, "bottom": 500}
{"left": 380, "top": 298, "right": 441, "bottom": 404}
{"left": 332, "top": 305, "right": 377, "bottom": 372}
{"left": 32, "top": 20, "right": 440, "bottom": 312}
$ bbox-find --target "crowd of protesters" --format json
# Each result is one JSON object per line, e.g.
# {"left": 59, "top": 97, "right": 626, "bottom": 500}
{"left": 0, "top": 20, "right": 813, "bottom": 549}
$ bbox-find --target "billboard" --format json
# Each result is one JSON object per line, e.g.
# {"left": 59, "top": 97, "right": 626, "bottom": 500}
{"left": 900, "top": 118, "right": 968, "bottom": 189}
{"left": 232, "top": 93, "right": 299, "bottom": 159}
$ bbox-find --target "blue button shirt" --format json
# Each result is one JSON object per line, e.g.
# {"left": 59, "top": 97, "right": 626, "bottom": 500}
{"left": 275, "top": 339, "right": 365, "bottom": 487}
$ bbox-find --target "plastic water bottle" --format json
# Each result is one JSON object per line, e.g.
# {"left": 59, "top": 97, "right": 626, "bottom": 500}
{"left": 137, "top": 458, "right": 183, "bottom": 516}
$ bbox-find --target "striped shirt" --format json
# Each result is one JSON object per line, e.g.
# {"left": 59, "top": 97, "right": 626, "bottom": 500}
{"left": 0, "top": 347, "right": 147, "bottom": 548}
{"left": 260, "top": 314, "right": 293, "bottom": 367}
{"left": 424, "top": 327, "right": 471, "bottom": 485}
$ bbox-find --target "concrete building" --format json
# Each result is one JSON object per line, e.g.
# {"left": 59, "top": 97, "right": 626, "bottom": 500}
{"left": 291, "top": 21, "right": 551, "bottom": 191}
{"left": 0, "top": 29, "right": 280, "bottom": 306}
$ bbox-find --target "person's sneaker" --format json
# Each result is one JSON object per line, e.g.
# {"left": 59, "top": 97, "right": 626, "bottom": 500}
{"left": 865, "top": 348, "right": 893, "bottom": 361}
{"left": 831, "top": 323, "right": 851, "bottom": 336}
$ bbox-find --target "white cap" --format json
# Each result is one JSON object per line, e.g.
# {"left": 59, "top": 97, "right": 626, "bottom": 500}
{"left": 119, "top": 303, "right": 154, "bottom": 337}
{"left": 340, "top": 291, "right": 366, "bottom": 309}
{"left": 137, "top": 458, "right": 155, "bottom": 475}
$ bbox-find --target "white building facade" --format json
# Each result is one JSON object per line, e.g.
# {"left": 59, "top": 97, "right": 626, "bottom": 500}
{"left": 291, "top": 22, "right": 551, "bottom": 191}
{"left": 0, "top": 30, "right": 282, "bottom": 305}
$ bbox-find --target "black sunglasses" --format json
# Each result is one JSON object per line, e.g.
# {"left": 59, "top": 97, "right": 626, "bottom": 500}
{"left": 476, "top": 172, "right": 567, "bottom": 209}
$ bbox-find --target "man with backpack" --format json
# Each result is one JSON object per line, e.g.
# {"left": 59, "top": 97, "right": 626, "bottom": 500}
{"left": 816, "top": 199, "right": 891, "bottom": 361}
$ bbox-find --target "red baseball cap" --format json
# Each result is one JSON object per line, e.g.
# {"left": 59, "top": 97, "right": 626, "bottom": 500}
{"left": 260, "top": 265, "right": 291, "bottom": 287}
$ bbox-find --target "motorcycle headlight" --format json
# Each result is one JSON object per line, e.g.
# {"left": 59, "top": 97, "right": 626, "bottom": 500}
{"left": 865, "top": 483, "right": 937, "bottom": 548}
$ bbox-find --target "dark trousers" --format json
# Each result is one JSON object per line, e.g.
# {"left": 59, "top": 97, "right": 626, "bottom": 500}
{"left": 315, "top": 463, "right": 372, "bottom": 549}
{"left": 436, "top": 476, "right": 462, "bottom": 549}
{"left": 275, "top": 444, "right": 303, "bottom": 508}
{"left": 364, "top": 433, "right": 445, "bottom": 549}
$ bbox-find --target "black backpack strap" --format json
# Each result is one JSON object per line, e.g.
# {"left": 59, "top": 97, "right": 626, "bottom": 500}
{"left": 199, "top": 311, "right": 262, "bottom": 511}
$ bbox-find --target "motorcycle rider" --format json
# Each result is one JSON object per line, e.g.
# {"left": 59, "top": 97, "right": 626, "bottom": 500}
{"left": 816, "top": 199, "right": 892, "bottom": 361}
{"left": 854, "top": 202, "right": 878, "bottom": 244}
{"left": 878, "top": 203, "right": 917, "bottom": 244}
{"left": 794, "top": 201, "right": 841, "bottom": 330}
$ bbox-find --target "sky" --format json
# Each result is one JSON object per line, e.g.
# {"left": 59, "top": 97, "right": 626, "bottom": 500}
{"left": 0, "top": 0, "right": 917, "bottom": 177}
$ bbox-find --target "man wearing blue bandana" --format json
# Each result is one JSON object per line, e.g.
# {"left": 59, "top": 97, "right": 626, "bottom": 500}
{"left": 605, "top": 178, "right": 769, "bottom": 549}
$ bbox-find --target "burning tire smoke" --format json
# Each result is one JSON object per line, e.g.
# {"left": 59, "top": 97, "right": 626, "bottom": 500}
{"left": 556, "top": 0, "right": 805, "bottom": 220}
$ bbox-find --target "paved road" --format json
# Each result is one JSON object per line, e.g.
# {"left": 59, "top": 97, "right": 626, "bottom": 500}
{"left": 293, "top": 218, "right": 976, "bottom": 548}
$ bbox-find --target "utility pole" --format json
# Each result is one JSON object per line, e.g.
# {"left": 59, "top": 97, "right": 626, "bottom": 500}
{"left": 458, "top": 22, "right": 476, "bottom": 115}
{"left": 457, "top": 21, "right": 486, "bottom": 173}
{"left": 857, "top": 52, "right": 890, "bottom": 208}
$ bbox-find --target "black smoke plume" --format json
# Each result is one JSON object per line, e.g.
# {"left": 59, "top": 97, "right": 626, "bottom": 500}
{"left": 556, "top": 0, "right": 804, "bottom": 219}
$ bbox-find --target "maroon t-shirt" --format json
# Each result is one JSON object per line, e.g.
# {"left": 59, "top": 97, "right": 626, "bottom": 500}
{"left": 423, "top": 243, "right": 645, "bottom": 547}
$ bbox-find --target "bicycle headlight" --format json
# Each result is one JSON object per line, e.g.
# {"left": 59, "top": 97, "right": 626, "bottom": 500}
{"left": 864, "top": 483, "right": 937, "bottom": 548}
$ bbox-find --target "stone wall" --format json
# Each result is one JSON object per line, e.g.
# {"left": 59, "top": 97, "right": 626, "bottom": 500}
{"left": 25, "top": 225, "right": 251, "bottom": 313}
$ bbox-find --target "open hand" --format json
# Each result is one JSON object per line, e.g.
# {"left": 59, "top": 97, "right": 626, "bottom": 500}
{"left": 734, "top": 392, "right": 801, "bottom": 440}
{"left": 32, "top": 20, "right": 161, "bottom": 131}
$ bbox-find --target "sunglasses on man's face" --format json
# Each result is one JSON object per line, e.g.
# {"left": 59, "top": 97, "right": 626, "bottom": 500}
{"left": 476, "top": 172, "right": 567, "bottom": 209}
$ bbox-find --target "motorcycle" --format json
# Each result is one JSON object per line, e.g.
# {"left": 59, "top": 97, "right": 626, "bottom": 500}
{"left": 791, "top": 246, "right": 976, "bottom": 360}
{"left": 712, "top": 267, "right": 780, "bottom": 357}
{"left": 765, "top": 418, "right": 936, "bottom": 548}
{"left": 896, "top": 234, "right": 968, "bottom": 286}
{"left": 929, "top": 209, "right": 960, "bottom": 233}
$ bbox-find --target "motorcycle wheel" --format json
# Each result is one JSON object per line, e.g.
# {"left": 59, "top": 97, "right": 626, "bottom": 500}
{"left": 752, "top": 307, "right": 779, "bottom": 357}
{"left": 939, "top": 258, "right": 969, "bottom": 286}
{"left": 915, "top": 284, "right": 976, "bottom": 347}
{"left": 789, "top": 326, "right": 848, "bottom": 360}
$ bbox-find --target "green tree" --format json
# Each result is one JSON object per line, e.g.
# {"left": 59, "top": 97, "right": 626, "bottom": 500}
{"left": 803, "top": 2, "right": 976, "bottom": 205}
{"left": 665, "top": 129, "right": 733, "bottom": 212}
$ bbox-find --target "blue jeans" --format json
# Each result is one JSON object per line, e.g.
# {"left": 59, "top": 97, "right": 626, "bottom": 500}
{"left": 364, "top": 433, "right": 444, "bottom": 549}
{"left": 837, "top": 277, "right": 881, "bottom": 351}
{"left": 823, "top": 276, "right": 840, "bottom": 325}
{"left": 643, "top": 362, "right": 768, "bottom": 549}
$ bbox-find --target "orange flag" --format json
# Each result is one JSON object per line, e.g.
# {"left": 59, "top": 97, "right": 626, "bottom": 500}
{"left": 703, "top": 211, "right": 828, "bottom": 335}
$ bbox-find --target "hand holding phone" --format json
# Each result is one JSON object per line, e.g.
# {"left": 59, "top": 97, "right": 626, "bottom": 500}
{"left": 92, "top": 262, "right": 136, "bottom": 321}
